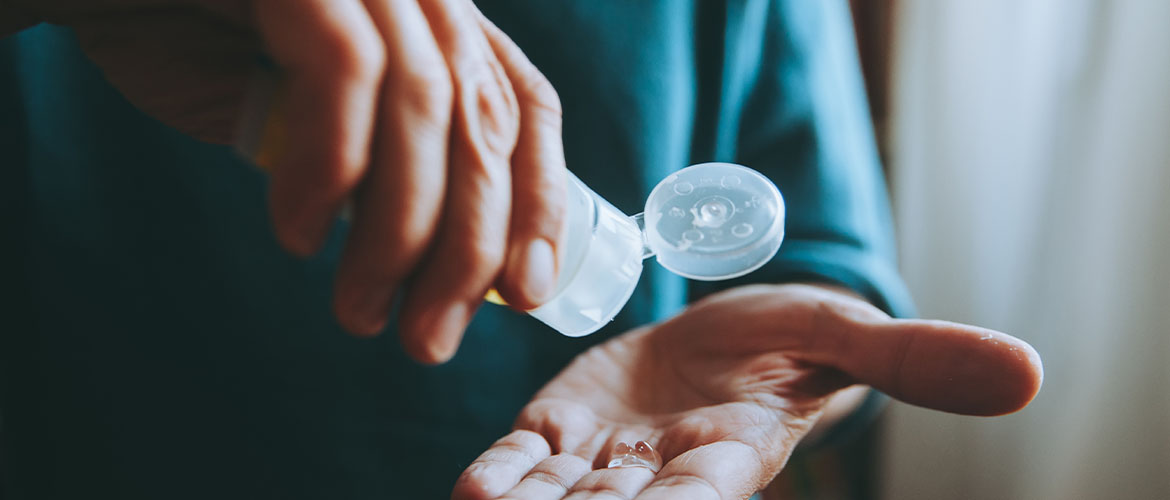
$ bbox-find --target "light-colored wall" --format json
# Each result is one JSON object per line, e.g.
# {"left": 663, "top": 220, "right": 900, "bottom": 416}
{"left": 883, "top": 1, "right": 1170, "bottom": 499}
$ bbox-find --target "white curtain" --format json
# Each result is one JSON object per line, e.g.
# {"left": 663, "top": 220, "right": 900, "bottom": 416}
{"left": 883, "top": 1, "right": 1170, "bottom": 499}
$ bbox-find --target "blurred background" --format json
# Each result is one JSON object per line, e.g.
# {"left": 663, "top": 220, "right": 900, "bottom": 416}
{"left": 848, "top": 0, "right": 1169, "bottom": 499}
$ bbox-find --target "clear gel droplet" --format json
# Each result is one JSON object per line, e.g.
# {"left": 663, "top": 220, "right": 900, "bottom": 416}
{"left": 607, "top": 441, "right": 663, "bottom": 473}
{"left": 682, "top": 229, "right": 703, "bottom": 242}
{"left": 732, "top": 223, "right": 754, "bottom": 237}
{"left": 673, "top": 182, "right": 694, "bottom": 195}
{"left": 721, "top": 175, "right": 742, "bottom": 188}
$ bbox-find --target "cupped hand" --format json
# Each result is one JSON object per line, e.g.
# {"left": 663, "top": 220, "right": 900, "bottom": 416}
{"left": 14, "top": 0, "right": 566, "bottom": 361}
{"left": 452, "top": 284, "right": 1043, "bottom": 499}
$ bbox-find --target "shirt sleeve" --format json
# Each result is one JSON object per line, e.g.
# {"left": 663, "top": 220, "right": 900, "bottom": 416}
{"left": 687, "top": 0, "right": 915, "bottom": 318}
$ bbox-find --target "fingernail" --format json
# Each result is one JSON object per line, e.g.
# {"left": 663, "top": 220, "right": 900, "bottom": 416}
{"left": 515, "top": 238, "right": 556, "bottom": 305}
{"left": 422, "top": 303, "right": 468, "bottom": 364}
{"left": 346, "top": 287, "right": 394, "bottom": 336}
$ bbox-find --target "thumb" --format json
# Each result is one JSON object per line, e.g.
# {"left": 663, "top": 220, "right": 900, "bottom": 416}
{"left": 808, "top": 312, "right": 1044, "bottom": 417}
{"left": 666, "top": 284, "right": 1044, "bottom": 416}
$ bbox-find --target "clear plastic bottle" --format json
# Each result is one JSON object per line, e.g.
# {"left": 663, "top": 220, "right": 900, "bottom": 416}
{"left": 527, "top": 173, "right": 646, "bottom": 337}
{"left": 530, "top": 163, "right": 785, "bottom": 337}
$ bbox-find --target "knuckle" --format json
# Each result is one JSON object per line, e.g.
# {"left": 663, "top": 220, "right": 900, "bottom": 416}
{"left": 518, "top": 71, "right": 563, "bottom": 119}
{"left": 463, "top": 80, "right": 520, "bottom": 157}
{"left": 525, "top": 470, "right": 575, "bottom": 490}
{"left": 448, "top": 54, "right": 520, "bottom": 158}
{"left": 319, "top": 28, "right": 386, "bottom": 87}
{"left": 469, "top": 78, "right": 519, "bottom": 125}
{"left": 571, "top": 477, "right": 630, "bottom": 497}
{"left": 532, "top": 454, "right": 590, "bottom": 484}
{"left": 477, "top": 447, "right": 525, "bottom": 466}
{"left": 391, "top": 65, "right": 454, "bottom": 123}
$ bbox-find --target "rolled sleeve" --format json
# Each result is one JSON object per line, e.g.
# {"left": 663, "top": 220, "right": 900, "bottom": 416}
{"left": 688, "top": 0, "right": 914, "bottom": 319}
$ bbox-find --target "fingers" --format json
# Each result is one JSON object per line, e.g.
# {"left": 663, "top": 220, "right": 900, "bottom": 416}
{"left": 560, "top": 467, "right": 656, "bottom": 500}
{"left": 496, "top": 454, "right": 591, "bottom": 500}
{"left": 522, "top": 436, "right": 657, "bottom": 500}
{"left": 255, "top": 0, "right": 385, "bottom": 255}
{"left": 479, "top": 16, "right": 568, "bottom": 310}
{"left": 396, "top": 0, "right": 520, "bottom": 363}
{"left": 634, "top": 442, "right": 766, "bottom": 500}
{"left": 258, "top": 0, "right": 557, "bottom": 356}
{"left": 456, "top": 447, "right": 653, "bottom": 500}
{"left": 451, "top": 430, "right": 553, "bottom": 500}
{"left": 331, "top": 0, "right": 452, "bottom": 335}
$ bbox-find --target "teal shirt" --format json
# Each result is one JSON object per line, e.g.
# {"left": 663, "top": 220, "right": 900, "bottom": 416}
{"left": 0, "top": 1, "right": 912, "bottom": 498}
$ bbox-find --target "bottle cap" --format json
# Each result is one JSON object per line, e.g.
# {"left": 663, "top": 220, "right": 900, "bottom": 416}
{"left": 643, "top": 162, "right": 785, "bottom": 280}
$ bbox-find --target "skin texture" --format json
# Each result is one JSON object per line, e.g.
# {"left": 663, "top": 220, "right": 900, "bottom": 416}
{"left": 451, "top": 284, "right": 1044, "bottom": 500}
{"left": 9, "top": 0, "right": 567, "bottom": 363}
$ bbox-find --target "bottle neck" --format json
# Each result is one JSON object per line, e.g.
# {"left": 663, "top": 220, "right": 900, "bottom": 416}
{"left": 629, "top": 213, "right": 655, "bottom": 260}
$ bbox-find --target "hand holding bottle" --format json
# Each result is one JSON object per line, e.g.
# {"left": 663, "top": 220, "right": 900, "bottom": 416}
{"left": 10, "top": 0, "right": 569, "bottom": 362}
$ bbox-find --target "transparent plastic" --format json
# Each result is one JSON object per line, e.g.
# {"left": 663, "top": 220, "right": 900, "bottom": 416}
{"left": 528, "top": 174, "right": 645, "bottom": 337}
{"left": 530, "top": 163, "right": 785, "bottom": 337}
{"left": 644, "top": 163, "right": 786, "bottom": 280}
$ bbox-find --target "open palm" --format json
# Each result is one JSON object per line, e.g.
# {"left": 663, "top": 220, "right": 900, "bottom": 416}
{"left": 453, "top": 284, "right": 1043, "bottom": 499}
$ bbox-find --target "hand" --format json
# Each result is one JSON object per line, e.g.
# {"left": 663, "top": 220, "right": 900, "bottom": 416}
{"left": 16, "top": 0, "right": 566, "bottom": 362}
{"left": 451, "top": 284, "right": 1043, "bottom": 499}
